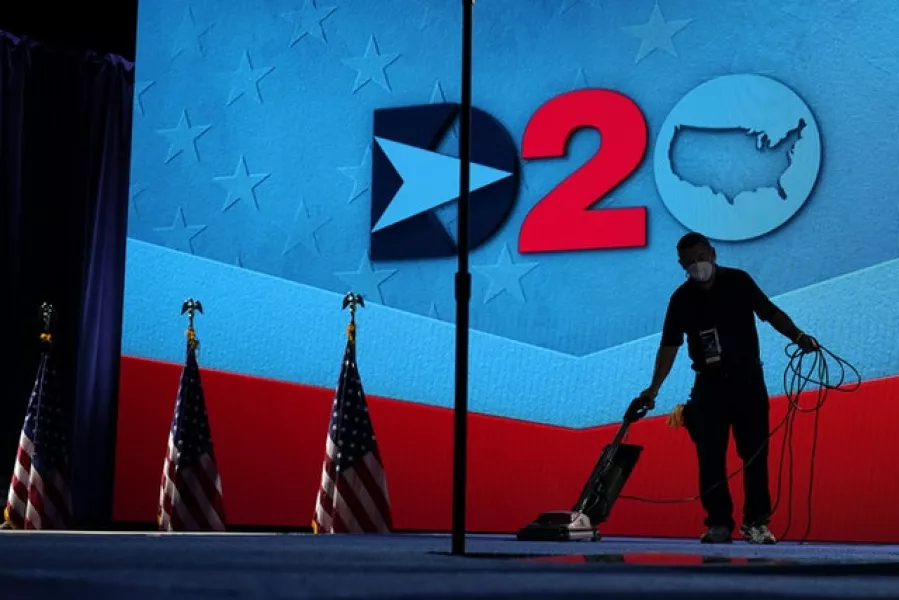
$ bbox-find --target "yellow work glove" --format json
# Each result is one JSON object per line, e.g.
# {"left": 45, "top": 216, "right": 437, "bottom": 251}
{"left": 667, "top": 404, "right": 685, "bottom": 428}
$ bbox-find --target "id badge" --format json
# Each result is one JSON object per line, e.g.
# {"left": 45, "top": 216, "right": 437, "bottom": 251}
{"left": 699, "top": 328, "right": 722, "bottom": 364}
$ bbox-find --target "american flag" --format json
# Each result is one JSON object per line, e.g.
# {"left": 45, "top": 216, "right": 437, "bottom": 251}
{"left": 3, "top": 346, "right": 72, "bottom": 530}
{"left": 157, "top": 341, "right": 226, "bottom": 531}
{"left": 313, "top": 330, "right": 392, "bottom": 533}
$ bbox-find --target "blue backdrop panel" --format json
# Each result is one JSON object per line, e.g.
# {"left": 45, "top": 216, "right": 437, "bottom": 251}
{"left": 126, "top": 0, "right": 899, "bottom": 420}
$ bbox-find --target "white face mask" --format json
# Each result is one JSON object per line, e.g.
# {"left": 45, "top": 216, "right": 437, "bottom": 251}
{"left": 687, "top": 261, "right": 715, "bottom": 283}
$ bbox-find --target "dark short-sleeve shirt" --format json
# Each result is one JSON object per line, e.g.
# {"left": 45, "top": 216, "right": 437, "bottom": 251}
{"left": 661, "top": 266, "right": 780, "bottom": 373}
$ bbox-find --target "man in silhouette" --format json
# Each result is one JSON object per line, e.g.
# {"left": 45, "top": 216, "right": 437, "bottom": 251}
{"left": 638, "top": 232, "right": 818, "bottom": 544}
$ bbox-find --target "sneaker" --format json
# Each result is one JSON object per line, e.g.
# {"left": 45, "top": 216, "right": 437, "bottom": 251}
{"left": 741, "top": 523, "right": 777, "bottom": 544}
{"left": 700, "top": 525, "right": 733, "bottom": 543}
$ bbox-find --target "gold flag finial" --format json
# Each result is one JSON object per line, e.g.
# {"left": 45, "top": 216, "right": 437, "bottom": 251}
{"left": 341, "top": 292, "right": 364, "bottom": 343}
{"left": 180, "top": 298, "right": 204, "bottom": 350}
{"left": 39, "top": 302, "right": 55, "bottom": 346}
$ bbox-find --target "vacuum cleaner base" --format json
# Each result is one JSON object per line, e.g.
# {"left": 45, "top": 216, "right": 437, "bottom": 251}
{"left": 515, "top": 396, "right": 652, "bottom": 544}
{"left": 516, "top": 511, "right": 600, "bottom": 542}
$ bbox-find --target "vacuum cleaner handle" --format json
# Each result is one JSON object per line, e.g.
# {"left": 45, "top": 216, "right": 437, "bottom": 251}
{"left": 598, "top": 397, "right": 650, "bottom": 475}
{"left": 572, "top": 396, "right": 650, "bottom": 512}
{"left": 624, "top": 395, "right": 653, "bottom": 424}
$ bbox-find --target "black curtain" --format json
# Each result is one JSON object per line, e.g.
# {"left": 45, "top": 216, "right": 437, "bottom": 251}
{"left": 0, "top": 30, "right": 133, "bottom": 528}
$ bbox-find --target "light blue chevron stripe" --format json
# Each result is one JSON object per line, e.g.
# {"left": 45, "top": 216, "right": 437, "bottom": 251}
{"left": 122, "top": 239, "right": 899, "bottom": 428}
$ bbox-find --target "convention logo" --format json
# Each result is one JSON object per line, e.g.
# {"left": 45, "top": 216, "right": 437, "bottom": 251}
{"left": 369, "top": 104, "right": 519, "bottom": 261}
{"left": 653, "top": 74, "right": 822, "bottom": 241}
{"left": 370, "top": 75, "right": 821, "bottom": 261}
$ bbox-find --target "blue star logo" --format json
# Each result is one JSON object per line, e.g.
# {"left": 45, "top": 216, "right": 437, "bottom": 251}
{"left": 573, "top": 67, "right": 589, "bottom": 89}
{"left": 226, "top": 51, "right": 274, "bottom": 106}
{"left": 622, "top": 2, "right": 692, "bottom": 64}
{"left": 415, "top": 0, "right": 457, "bottom": 32}
{"left": 371, "top": 137, "right": 512, "bottom": 232}
{"left": 560, "top": 0, "right": 598, "bottom": 15}
{"left": 134, "top": 81, "right": 155, "bottom": 117}
{"left": 154, "top": 208, "right": 207, "bottom": 254}
{"left": 279, "top": 198, "right": 331, "bottom": 256}
{"left": 157, "top": 110, "right": 211, "bottom": 164}
{"left": 430, "top": 80, "right": 449, "bottom": 103}
{"left": 129, "top": 184, "right": 147, "bottom": 217}
{"left": 473, "top": 243, "right": 539, "bottom": 304}
{"left": 334, "top": 252, "right": 398, "bottom": 304}
{"left": 285, "top": 0, "right": 338, "bottom": 45}
{"left": 428, "top": 303, "right": 441, "bottom": 320}
{"left": 430, "top": 80, "right": 458, "bottom": 140}
{"left": 338, "top": 145, "right": 372, "bottom": 204}
{"left": 171, "top": 6, "right": 213, "bottom": 60}
{"left": 342, "top": 36, "right": 400, "bottom": 93}
{"left": 213, "top": 156, "right": 271, "bottom": 212}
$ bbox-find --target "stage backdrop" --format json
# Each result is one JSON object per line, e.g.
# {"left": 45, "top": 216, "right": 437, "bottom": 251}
{"left": 117, "top": 0, "right": 899, "bottom": 542}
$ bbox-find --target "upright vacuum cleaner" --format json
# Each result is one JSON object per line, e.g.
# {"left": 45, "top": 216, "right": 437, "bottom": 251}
{"left": 516, "top": 396, "right": 652, "bottom": 542}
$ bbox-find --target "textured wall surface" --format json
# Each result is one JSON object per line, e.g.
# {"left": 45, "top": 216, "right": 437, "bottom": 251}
{"left": 118, "top": 0, "right": 899, "bottom": 537}
{"left": 127, "top": 0, "right": 899, "bottom": 359}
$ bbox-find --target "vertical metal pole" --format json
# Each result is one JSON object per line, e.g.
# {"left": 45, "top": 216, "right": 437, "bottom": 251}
{"left": 452, "top": 0, "right": 474, "bottom": 556}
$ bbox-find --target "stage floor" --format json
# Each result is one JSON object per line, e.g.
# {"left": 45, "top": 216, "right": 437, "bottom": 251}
{"left": 2, "top": 532, "right": 898, "bottom": 599}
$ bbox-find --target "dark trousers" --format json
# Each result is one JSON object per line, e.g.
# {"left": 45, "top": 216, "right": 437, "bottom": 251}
{"left": 682, "top": 367, "right": 772, "bottom": 530}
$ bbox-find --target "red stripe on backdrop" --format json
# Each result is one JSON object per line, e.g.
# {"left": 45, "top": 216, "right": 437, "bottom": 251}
{"left": 113, "top": 356, "right": 899, "bottom": 543}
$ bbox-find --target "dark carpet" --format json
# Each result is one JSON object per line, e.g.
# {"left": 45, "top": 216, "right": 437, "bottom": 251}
{"left": 1, "top": 532, "right": 897, "bottom": 599}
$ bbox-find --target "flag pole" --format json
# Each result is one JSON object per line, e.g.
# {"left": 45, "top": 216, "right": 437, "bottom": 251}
{"left": 1, "top": 303, "right": 57, "bottom": 531}
{"left": 452, "top": 0, "right": 474, "bottom": 556}
{"left": 159, "top": 297, "right": 226, "bottom": 532}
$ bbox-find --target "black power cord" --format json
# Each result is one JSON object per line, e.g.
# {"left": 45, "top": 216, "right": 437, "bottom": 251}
{"left": 619, "top": 342, "right": 861, "bottom": 543}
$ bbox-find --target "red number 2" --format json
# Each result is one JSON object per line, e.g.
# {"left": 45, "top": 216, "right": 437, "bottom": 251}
{"left": 519, "top": 89, "right": 648, "bottom": 254}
